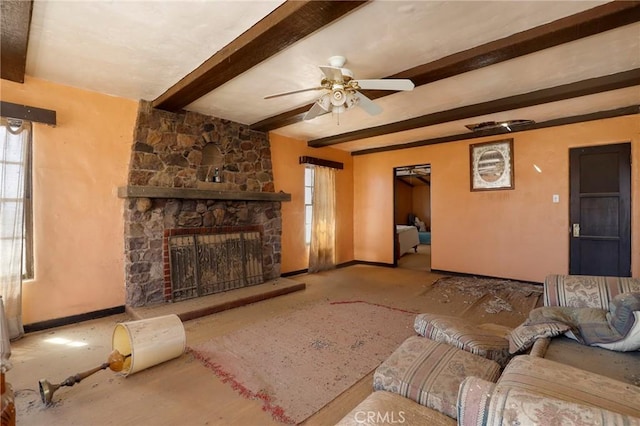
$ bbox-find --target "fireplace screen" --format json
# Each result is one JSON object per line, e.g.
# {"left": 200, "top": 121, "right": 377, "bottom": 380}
{"left": 168, "top": 231, "right": 264, "bottom": 301}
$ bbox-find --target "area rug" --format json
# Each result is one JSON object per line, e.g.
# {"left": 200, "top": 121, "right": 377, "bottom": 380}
{"left": 188, "top": 301, "right": 416, "bottom": 424}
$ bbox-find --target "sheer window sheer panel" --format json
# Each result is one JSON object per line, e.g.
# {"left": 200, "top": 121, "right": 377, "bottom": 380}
{"left": 0, "top": 118, "right": 32, "bottom": 339}
{"left": 308, "top": 165, "right": 336, "bottom": 273}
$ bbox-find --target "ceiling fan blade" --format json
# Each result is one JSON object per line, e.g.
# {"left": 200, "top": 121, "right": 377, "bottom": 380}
{"left": 355, "top": 79, "right": 415, "bottom": 91}
{"left": 354, "top": 91, "right": 383, "bottom": 116}
{"left": 264, "top": 86, "right": 325, "bottom": 99}
{"left": 319, "top": 66, "right": 344, "bottom": 82}
{"left": 303, "top": 102, "right": 330, "bottom": 121}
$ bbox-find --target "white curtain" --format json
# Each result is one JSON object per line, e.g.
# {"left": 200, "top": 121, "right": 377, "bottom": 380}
{"left": 0, "top": 118, "right": 30, "bottom": 340}
{"left": 309, "top": 165, "right": 336, "bottom": 273}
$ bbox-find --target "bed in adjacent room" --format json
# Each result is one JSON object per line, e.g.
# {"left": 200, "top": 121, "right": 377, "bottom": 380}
{"left": 396, "top": 225, "right": 420, "bottom": 257}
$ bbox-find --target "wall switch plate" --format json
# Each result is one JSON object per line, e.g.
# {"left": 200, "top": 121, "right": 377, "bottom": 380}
{"left": 552, "top": 194, "right": 560, "bottom": 203}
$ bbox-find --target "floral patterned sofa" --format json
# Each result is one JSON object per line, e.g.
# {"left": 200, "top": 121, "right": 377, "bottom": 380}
{"left": 338, "top": 353, "right": 640, "bottom": 425}
{"left": 336, "top": 275, "right": 640, "bottom": 425}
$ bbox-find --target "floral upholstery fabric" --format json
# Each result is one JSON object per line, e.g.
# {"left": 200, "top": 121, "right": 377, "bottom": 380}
{"left": 458, "top": 377, "right": 640, "bottom": 426}
{"left": 414, "top": 313, "right": 512, "bottom": 368}
{"left": 498, "top": 355, "right": 640, "bottom": 419}
{"left": 373, "top": 336, "right": 501, "bottom": 419}
{"left": 544, "top": 275, "right": 640, "bottom": 309}
{"left": 508, "top": 321, "right": 571, "bottom": 354}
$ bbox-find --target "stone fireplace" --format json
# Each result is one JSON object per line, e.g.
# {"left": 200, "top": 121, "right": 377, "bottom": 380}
{"left": 120, "top": 101, "right": 290, "bottom": 307}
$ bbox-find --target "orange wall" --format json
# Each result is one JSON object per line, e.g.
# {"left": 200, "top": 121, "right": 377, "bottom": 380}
{"left": 270, "top": 133, "right": 354, "bottom": 273}
{"left": 354, "top": 115, "right": 640, "bottom": 282}
{"left": 1, "top": 77, "right": 138, "bottom": 324}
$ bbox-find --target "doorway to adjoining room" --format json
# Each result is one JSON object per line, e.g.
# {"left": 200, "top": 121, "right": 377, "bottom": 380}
{"left": 393, "top": 164, "right": 431, "bottom": 272}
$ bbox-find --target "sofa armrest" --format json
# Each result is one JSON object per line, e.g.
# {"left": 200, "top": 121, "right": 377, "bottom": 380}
{"left": 498, "top": 355, "right": 640, "bottom": 418}
{"left": 458, "top": 377, "right": 639, "bottom": 426}
{"left": 528, "top": 336, "right": 550, "bottom": 357}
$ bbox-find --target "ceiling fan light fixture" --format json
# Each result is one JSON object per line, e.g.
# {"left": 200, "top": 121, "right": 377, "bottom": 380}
{"left": 344, "top": 91, "right": 358, "bottom": 109}
{"left": 317, "top": 93, "right": 331, "bottom": 111}
{"left": 331, "top": 89, "right": 346, "bottom": 106}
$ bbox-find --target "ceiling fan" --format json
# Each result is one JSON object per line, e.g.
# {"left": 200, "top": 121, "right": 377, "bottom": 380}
{"left": 264, "top": 56, "right": 415, "bottom": 121}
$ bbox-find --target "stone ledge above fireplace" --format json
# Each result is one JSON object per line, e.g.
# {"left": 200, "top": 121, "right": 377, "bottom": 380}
{"left": 118, "top": 185, "right": 291, "bottom": 202}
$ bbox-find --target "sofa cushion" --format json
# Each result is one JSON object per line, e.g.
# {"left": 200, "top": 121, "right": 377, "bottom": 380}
{"left": 335, "top": 391, "right": 456, "bottom": 426}
{"left": 458, "top": 376, "right": 639, "bottom": 426}
{"left": 498, "top": 355, "right": 640, "bottom": 418}
{"left": 373, "top": 336, "right": 501, "bottom": 419}
{"left": 414, "top": 313, "right": 512, "bottom": 367}
{"left": 544, "top": 275, "right": 640, "bottom": 309}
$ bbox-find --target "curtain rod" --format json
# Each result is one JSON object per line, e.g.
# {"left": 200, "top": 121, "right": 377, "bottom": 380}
{"left": 0, "top": 101, "right": 56, "bottom": 126}
{"left": 299, "top": 156, "right": 343, "bottom": 170}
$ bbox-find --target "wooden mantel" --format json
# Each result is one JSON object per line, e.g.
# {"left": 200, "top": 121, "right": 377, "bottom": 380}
{"left": 117, "top": 186, "right": 291, "bottom": 202}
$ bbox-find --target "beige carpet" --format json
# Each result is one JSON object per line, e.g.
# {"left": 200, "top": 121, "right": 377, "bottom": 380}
{"left": 189, "top": 301, "right": 416, "bottom": 424}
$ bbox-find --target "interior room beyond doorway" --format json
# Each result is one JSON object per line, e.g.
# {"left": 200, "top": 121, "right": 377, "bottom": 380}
{"left": 394, "top": 164, "right": 431, "bottom": 271}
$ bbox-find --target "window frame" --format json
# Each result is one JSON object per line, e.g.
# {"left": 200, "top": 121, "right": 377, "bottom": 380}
{"left": 23, "top": 128, "right": 33, "bottom": 279}
{"left": 304, "top": 166, "right": 314, "bottom": 245}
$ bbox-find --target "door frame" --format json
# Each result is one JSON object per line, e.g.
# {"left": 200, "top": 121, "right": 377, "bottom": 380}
{"left": 392, "top": 163, "right": 431, "bottom": 266}
{"left": 568, "top": 142, "right": 632, "bottom": 276}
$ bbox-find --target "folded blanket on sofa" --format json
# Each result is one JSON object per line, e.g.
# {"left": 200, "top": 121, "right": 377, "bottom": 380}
{"left": 525, "top": 306, "right": 624, "bottom": 345}
{"left": 509, "top": 292, "right": 640, "bottom": 353}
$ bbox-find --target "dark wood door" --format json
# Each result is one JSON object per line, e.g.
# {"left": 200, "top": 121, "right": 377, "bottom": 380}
{"left": 569, "top": 143, "right": 631, "bottom": 276}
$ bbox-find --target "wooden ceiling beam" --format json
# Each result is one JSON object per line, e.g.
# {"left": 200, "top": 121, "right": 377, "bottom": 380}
{"left": 396, "top": 177, "right": 413, "bottom": 188}
{"left": 417, "top": 176, "right": 431, "bottom": 187}
{"left": 153, "top": 0, "right": 368, "bottom": 112}
{"left": 251, "top": 1, "right": 640, "bottom": 132}
{"left": 1, "top": 0, "right": 33, "bottom": 83}
{"left": 351, "top": 105, "right": 640, "bottom": 156}
{"left": 309, "top": 69, "right": 640, "bottom": 148}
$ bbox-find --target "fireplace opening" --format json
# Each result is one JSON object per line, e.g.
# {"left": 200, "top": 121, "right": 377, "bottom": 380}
{"left": 166, "top": 228, "right": 264, "bottom": 302}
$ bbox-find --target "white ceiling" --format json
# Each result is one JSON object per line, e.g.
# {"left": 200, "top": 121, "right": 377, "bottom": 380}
{"left": 24, "top": 0, "right": 640, "bottom": 153}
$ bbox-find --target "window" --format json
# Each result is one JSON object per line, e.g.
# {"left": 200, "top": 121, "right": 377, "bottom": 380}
{"left": 304, "top": 166, "right": 314, "bottom": 244}
{"left": 0, "top": 119, "right": 33, "bottom": 279}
